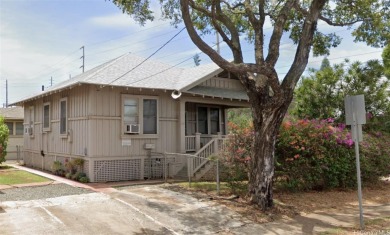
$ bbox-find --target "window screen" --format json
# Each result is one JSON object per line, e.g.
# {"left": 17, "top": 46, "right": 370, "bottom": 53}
{"left": 124, "top": 98, "right": 138, "bottom": 124}
{"left": 210, "top": 108, "right": 219, "bottom": 134}
{"left": 60, "top": 100, "right": 67, "bottom": 134}
{"left": 5, "top": 122, "right": 13, "bottom": 135}
{"left": 43, "top": 104, "right": 50, "bottom": 129}
{"left": 15, "top": 122, "right": 24, "bottom": 135}
{"left": 197, "top": 107, "right": 208, "bottom": 134}
{"left": 143, "top": 99, "right": 157, "bottom": 134}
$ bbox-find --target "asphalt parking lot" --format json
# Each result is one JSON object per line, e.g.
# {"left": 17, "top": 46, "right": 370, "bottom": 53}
{"left": 0, "top": 184, "right": 270, "bottom": 235}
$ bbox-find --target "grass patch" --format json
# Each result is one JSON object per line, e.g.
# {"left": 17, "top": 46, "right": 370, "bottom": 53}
{"left": 0, "top": 170, "right": 50, "bottom": 185}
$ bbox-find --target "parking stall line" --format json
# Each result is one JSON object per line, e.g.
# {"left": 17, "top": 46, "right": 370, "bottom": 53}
{"left": 39, "top": 206, "right": 64, "bottom": 225}
{"left": 114, "top": 198, "right": 180, "bottom": 235}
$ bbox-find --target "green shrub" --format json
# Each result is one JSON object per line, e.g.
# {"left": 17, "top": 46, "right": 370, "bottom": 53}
{"left": 51, "top": 161, "right": 65, "bottom": 176}
{"left": 275, "top": 118, "right": 390, "bottom": 191}
{"left": 0, "top": 117, "right": 9, "bottom": 164}
{"left": 360, "top": 132, "right": 390, "bottom": 182}
{"left": 65, "top": 172, "right": 72, "bottom": 179}
{"left": 79, "top": 176, "right": 90, "bottom": 183}
{"left": 72, "top": 158, "right": 85, "bottom": 172}
{"left": 64, "top": 159, "right": 76, "bottom": 174}
{"left": 224, "top": 116, "right": 390, "bottom": 192}
{"left": 219, "top": 121, "right": 252, "bottom": 194}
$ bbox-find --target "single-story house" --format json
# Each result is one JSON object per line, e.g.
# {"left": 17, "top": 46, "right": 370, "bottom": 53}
{"left": 0, "top": 107, "right": 24, "bottom": 160}
{"left": 11, "top": 53, "right": 249, "bottom": 182}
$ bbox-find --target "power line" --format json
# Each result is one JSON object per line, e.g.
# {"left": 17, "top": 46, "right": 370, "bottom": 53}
{"left": 106, "top": 27, "right": 186, "bottom": 86}
{"left": 86, "top": 22, "right": 171, "bottom": 47}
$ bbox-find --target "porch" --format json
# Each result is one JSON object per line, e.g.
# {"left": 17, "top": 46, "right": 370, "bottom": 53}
{"left": 183, "top": 101, "right": 228, "bottom": 153}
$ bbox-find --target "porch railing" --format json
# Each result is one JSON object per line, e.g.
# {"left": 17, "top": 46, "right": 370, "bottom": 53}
{"left": 185, "top": 136, "right": 196, "bottom": 152}
{"left": 191, "top": 138, "right": 215, "bottom": 174}
{"left": 185, "top": 133, "right": 225, "bottom": 152}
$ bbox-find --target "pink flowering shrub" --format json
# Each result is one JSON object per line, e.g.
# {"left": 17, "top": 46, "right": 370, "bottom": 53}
{"left": 219, "top": 121, "right": 252, "bottom": 194}
{"left": 222, "top": 115, "right": 390, "bottom": 192}
{"left": 276, "top": 118, "right": 356, "bottom": 190}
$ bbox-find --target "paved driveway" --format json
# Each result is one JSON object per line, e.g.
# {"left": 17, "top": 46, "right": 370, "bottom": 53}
{"left": 0, "top": 185, "right": 272, "bottom": 235}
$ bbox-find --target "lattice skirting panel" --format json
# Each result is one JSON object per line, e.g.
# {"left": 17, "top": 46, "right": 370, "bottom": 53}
{"left": 93, "top": 159, "right": 141, "bottom": 182}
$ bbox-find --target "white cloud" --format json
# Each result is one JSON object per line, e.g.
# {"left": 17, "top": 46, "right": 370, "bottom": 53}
{"left": 87, "top": 13, "right": 138, "bottom": 29}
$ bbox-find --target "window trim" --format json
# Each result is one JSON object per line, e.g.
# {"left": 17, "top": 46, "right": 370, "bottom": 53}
{"left": 121, "top": 94, "right": 159, "bottom": 138}
{"left": 59, "top": 97, "right": 68, "bottom": 136}
{"left": 43, "top": 102, "right": 51, "bottom": 132}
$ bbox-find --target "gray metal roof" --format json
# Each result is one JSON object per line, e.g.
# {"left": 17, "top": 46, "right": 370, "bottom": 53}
{"left": 12, "top": 53, "right": 247, "bottom": 104}
{"left": 0, "top": 107, "right": 24, "bottom": 119}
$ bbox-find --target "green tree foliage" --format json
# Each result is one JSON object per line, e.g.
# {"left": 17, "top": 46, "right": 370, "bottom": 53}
{"left": 111, "top": 0, "right": 389, "bottom": 210}
{"left": 383, "top": 44, "right": 390, "bottom": 78}
{"left": 293, "top": 59, "right": 390, "bottom": 121}
{"left": 0, "top": 117, "right": 9, "bottom": 164}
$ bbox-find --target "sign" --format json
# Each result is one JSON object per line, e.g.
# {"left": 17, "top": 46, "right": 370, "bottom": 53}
{"left": 345, "top": 95, "right": 366, "bottom": 125}
{"left": 122, "top": 139, "right": 131, "bottom": 146}
{"left": 344, "top": 94, "right": 366, "bottom": 230}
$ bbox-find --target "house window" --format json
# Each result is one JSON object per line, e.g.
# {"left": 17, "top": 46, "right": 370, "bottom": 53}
{"left": 197, "top": 107, "right": 208, "bottom": 134}
{"left": 122, "top": 95, "right": 158, "bottom": 135}
{"left": 210, "top": 108, "right": 220, "bottom": 134}
{"left": 5, "top": 122, "right": 13, "bottom": 135}
{"left": 143, "top": 99, "right": 157, "bottom": 134}
{"left": 197, "top": 106, "right": 221, "bottom": 135}
{"left": 124, "top": 98, "right": 139, "bottom": 124}
{"left": 60, "top": 98, "right": 67, "bottom": 135}
{"left": 15, "top": 122, "right": 24, "bottom": 135}
{"left": 26, "top": 106, "right": 35, "bottom": 136}
{"left": 43, "top": 102, "right": 51, "bottom": 131}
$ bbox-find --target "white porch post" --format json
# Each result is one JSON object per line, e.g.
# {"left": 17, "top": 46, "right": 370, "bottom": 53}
{"left": 212, "top": 135, "right": 219, "bottom": 153}
{"left": 195, "top": 133, "right": 201, "bottom": 151}
{"left": 179, "top": 100, "right": 186, "bottom": 153}
{"left": 224, "top": 108, "right": 228, "bottom": 135}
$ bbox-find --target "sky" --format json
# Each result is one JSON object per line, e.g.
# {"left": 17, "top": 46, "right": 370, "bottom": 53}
{"left": 0, "top": 0, "right": 384, "bottom": 106}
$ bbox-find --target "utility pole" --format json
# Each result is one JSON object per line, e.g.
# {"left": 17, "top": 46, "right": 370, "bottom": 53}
{"left": 50, "top": 76, "right": 53, "bottom": 87}
{"left": 80, "top": 46, "right": 85, "bottom": 73}
{"left": 5, "top": 79, "right": 8, "bottom": 107}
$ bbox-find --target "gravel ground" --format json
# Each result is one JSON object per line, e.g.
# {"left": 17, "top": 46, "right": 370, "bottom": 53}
{"left": 0, "top": 183, "right": 93, "bottom": 202}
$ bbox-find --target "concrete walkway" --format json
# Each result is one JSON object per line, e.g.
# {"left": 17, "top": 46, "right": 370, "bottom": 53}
{"left": 2, "top": 162, "right": 390, "bottom": 234}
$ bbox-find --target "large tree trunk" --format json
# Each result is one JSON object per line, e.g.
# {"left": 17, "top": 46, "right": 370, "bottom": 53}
{"left": 247, "top": 93, "right": 290, "bottom": 210}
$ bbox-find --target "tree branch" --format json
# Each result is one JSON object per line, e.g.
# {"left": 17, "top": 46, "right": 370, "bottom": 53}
{"left": 188, "top": 0, "right": 243, "bottom": 63}
{"left": 282, "top": 0, "right": 327, "bottom": 95}
{"left": 244, "top": 0, "right": 265, "bottom": 64}
{"left": 265, "top": 0, "right": 296, "bottom": 67}
{"left": 294, "top": 3, "right": 362, "bottom": 26}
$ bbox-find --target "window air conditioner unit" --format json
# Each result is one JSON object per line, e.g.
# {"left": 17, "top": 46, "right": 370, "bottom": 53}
{"left": 125, "top": 124, "right": 140, "bottom": 134}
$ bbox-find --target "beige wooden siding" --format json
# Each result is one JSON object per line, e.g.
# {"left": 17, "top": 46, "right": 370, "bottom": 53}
{"left": 23, "top": 85, "right": 89, "bottom": 157}
{"left": 87, "top": 86, "right": 178, "bottom": 157}
{"left": 200, "top": 77, "right": 245, "bottom": 91}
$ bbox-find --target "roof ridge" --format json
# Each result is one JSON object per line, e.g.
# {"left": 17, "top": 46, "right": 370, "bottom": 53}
{"left": 82, "top": 53, "right": 131, "bottom": 83}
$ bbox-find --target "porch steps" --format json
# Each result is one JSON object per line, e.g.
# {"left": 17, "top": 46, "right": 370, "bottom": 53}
{"left": 175, "top": 165, "right": 189, "bottom": 179}
{"left": 193, "top": 161, "right": 215, "bottom": 181}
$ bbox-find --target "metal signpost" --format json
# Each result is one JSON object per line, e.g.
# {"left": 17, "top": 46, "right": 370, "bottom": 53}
{"left": 344, "top": 95, "right": 366, "bottom": 230}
